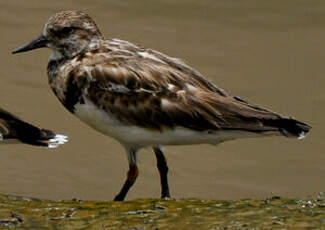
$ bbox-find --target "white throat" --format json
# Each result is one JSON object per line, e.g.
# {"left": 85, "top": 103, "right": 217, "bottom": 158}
{"left": 49, "top": 50, "right": 64, "bottom": 62}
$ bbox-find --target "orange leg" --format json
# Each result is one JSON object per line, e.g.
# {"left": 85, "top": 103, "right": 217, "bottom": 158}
{"left": 114, "top": 163, "right": 139, "bottom": 201}
{"left": 114, "top": 148, "right": 138, "bottom": 201}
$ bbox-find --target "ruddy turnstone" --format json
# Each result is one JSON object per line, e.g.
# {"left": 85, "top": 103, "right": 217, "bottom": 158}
{"left": 13, "top": 11, "right": 311, "bottom": 201}
{"left": 0, "top": 107, "right": 67, "bottom": 148}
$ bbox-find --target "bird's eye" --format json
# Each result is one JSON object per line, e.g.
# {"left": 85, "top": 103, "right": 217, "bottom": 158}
{"left": 52, "top": 27, "right": 77, "bottom": 39}
{"left": 61, "top": 27, "right": 74, "bottom": 35}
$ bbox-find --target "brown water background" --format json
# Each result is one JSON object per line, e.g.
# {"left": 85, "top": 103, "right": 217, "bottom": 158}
{"left": 0, "top": 0, "right": 323, "bottom": 201}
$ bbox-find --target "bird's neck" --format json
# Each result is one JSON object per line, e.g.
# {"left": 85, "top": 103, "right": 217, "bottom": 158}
{"left": 47, "top": 50, "right": 67, "bottom": 81}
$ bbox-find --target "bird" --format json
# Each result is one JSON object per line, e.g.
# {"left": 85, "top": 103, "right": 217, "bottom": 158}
{"left": 0, "top": 107, "right": 67, "bottom": 148}
{"left": 12, "top": 10, "right": 311, "bottom": 201}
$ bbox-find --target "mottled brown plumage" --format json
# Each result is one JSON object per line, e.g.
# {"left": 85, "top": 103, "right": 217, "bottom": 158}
{"left": 48, "top": 37, "right": 306, "bottom": 136}
{"left": 13, "top": 10, "right": 310, "bottom": 201}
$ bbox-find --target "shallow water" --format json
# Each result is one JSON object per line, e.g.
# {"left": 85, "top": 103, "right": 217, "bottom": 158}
{"left": 0, "top": 0, "right": 323, "bottom": 201}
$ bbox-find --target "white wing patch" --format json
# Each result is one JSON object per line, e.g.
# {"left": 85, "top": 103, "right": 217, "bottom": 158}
{"left": 298, "top": 131, "right": 306, "bottom": 140}
{"left": 167, "top": 84, "right": 175, "bottom": 90}
{"left": 48, "top": 134, "right": 69, "bottom": 148}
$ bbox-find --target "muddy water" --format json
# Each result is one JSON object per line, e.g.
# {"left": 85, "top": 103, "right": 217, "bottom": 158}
{"left": 0, "top": 0, "right": 323, "bottom": 201}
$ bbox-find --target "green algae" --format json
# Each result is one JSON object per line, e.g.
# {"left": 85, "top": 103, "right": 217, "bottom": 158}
{"left": 0, "top": 194, "right": 324, "bottom": 230}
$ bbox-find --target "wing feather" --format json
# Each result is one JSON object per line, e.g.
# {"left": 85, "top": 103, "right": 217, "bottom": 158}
{"left": 69, "top": 55, "right": 282, "bottom": 132}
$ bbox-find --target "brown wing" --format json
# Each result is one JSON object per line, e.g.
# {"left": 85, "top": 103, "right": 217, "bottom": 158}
{"left": 69, "top": 55, "right": 284, "bottom": 133}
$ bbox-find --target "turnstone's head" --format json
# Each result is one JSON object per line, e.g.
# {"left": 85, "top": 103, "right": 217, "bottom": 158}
{"left": 12, "top": 10, "right": 103, "bottom": 58}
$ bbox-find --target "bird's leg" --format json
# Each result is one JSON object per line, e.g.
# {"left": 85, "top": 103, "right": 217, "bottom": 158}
{"left": 114, "top": 148, "right": 138, "bottom": 201}
{"left": 153, "top": 147, "right": 171, "bottom": 198}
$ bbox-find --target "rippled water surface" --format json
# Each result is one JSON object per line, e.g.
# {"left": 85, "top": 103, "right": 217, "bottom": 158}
{"left": 0, "top": 0, "right": 323, "bottom": 200}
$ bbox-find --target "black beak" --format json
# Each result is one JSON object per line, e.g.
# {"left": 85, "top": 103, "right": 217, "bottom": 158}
{"left": 12, "top": 35, "right": 48, "bottom": 54}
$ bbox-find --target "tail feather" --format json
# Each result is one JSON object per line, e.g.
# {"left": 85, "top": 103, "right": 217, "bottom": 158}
{"left": 263, "top": 117, "right": 311, "bottom": 139}
{"left": 0, "top": 108, "right": 68, "bottom": 148}
{"left": 18, "top": 128, "right": 68, "bottom": 148}
{"left": 37, "top": 129, "right": 68, "bottom": 148}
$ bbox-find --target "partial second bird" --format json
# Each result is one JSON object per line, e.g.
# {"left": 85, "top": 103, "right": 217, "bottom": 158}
{"left": 0, "top": 107, "right": 67, "bottom": 148}
{"left": 13, "top": 11, "right": 310, "bottom": 201}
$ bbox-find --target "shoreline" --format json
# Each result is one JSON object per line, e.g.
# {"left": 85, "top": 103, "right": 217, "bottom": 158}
{"left": 1, "top": 193, "right": 324, "bottom": 229}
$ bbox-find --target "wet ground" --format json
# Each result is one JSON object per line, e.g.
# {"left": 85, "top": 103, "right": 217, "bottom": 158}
{"left": 0, "top": 0, "right": 324, "bottom": 201}
{"left": 0, "top": 194, "right": 324, "bottom": 229}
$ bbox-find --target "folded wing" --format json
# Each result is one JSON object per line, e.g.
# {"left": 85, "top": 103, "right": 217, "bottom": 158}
{"left": 68, "top": 54, "right": 310, "bottom": 138}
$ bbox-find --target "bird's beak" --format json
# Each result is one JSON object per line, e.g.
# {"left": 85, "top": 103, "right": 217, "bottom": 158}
{"left": 12, "top": 35, "right": 48, "bottom": 54}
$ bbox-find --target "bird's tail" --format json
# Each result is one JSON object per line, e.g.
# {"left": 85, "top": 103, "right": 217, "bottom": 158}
{"left": 15, "top": 123, "right": 68, "bottom": 148}
{"left": 263, "top": 117, "right": 311, "bottom": 139}
{"left": 0, "top": 108, "right": 68, "bottom": 148}
{"left": 32, "top": 129, "right": 68, "bottom": 148}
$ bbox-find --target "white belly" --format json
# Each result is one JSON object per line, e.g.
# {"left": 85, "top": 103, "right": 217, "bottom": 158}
{"left": 74, "top": 99, "right": 260, "bottom": 148}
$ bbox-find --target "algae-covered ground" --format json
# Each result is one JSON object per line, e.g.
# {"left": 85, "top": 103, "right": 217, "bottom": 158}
{"left": 0, "top": 194, "right": 324, "bottom": 230}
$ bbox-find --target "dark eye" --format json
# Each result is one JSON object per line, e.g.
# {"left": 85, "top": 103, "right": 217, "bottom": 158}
{"left": 52, "top": 27, "right": 76, "bottom": 38}
{"left": 61, "top": 27, "right": 74, "bottom": 35}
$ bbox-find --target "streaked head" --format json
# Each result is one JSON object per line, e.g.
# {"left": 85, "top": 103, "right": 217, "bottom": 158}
{"left": 12, "top": 11, "right": 103, "bottom": 58}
